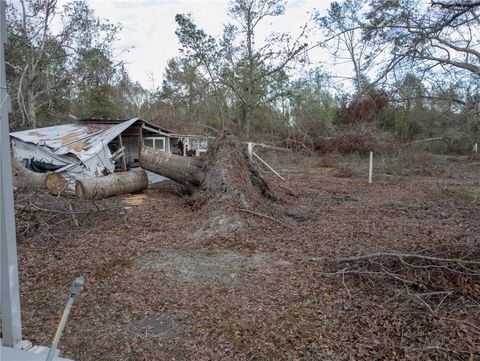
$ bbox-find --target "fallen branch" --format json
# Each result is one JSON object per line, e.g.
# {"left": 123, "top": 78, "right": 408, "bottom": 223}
{"left": 402, "top": 137, "right": 443, "bottom": 146}
{"left": 339, "top": 252, "right": 480, "bottom": 265}
{"left": 68, "top": 201, "right": 80, "bottom": 227}
{"left": 237, "top": 208, "right": 289, "bottom": 228}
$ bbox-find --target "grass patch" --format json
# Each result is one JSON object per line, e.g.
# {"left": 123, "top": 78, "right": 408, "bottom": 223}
{"left": 469, "top": 187, "right": 480, "bottom": 201}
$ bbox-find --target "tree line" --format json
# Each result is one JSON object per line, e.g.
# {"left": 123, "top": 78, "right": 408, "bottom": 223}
{"left": 6, "top": 0, "right": 480, "bottom": 153}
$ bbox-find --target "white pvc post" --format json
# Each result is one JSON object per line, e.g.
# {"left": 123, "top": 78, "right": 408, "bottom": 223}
{"left": 474, "top": 143, "right": 478, "bottom": 153}
{"left": 1, "top": 0, "right": 23, "bottom": 347}
{"left": 247, "top": 142, "right": 253, "bottom": 158}
{"left": 368, "top": 151, "right": 373, "bottom": 184}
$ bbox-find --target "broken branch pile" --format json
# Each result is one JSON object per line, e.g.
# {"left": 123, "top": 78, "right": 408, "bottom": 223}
{"left": 15, "top": 189, "right": 130, "bottom": 242}
{"left": 327, "top": 246, "right": 480, "bottom": 339}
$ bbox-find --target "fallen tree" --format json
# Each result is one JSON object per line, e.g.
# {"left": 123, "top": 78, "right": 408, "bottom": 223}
{"left": 75, "top": 170, "right": 148, "bottom": 200}
{"left": 140, "top": 133, "right": 278, "bottom": 239}
{"left": 140, "top": 133, "right": 275, "bottom": 203}
{"left": 11, "top": 156, "right": 47, "bottom": 191}
{"left": 140, "top": 147, "right": 204, "bottom": 192}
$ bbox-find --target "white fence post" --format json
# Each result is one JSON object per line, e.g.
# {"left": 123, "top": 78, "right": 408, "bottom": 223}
{"left": 247, "top": 142, "right": 253, "bottom": 158}
{"left": 368, "top": 151, "right": 373, "bottom": 184}
{"left": 473, "top": 143, "right": 478, "bottom": 153}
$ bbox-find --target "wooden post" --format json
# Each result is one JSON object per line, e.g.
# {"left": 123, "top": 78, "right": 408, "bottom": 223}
{"left": 0, "top": 0, "right": 23, "bottom": 347}
{"left": 166, "top": 136, "right": 171, "bottom": 154}
{"left": 117, "top": 134, "right": 127, "bottom": 171}
{"left": 369, "top": 151, "right": 373, "bottom": 184}
{"left": 138, "top": 125, "right": 143, "bottom": 162}
{"left": 252, "top": 151, "right": 285, "bottom": 181}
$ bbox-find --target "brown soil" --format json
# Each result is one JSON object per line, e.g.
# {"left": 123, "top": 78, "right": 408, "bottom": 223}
{"left": 11, "top": 154, "right": 480, "bottom": 360}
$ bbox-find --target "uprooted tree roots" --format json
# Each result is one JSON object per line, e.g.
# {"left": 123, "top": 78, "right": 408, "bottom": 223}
{"left": 141, "top": 132, "right": 280, "bottom": 240}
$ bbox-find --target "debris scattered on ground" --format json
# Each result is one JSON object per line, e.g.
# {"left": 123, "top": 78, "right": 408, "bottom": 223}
{"left": 14, "top": 153, "right": 480, "bottom": 360}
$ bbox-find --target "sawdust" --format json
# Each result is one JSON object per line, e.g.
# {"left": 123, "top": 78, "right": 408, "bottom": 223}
{"left": 122, "top": 194, "right": 147, "bottom": 206}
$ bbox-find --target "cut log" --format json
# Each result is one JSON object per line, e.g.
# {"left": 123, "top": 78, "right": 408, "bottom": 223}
{"left": 75, "top": 170, "right": 148, "bottom": 200}
{"left": 13, "top": 174, "right": 47, "bottom": 191}
{"left": 11, "top": 156, "right": 47, "bottom": 191}
{"left": 140, "top": 146, "right": 204, "bottom": 192}
{"left": 45, "top": 172, "right": 68, "bottom": 195}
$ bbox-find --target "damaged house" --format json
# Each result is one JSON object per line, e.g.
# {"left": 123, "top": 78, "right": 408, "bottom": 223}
{"left": 10, "top": 118, "right": 208, "bottom": 192}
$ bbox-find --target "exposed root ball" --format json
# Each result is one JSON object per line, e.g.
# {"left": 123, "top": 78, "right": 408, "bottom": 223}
{"left": 191, "top": 132, "right": 277, "bottom": 240}
{"left": 194, "top": 132, "right": 276, "bottom": 210}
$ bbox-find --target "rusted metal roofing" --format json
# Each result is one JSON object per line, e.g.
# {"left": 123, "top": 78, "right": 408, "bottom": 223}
{"left": 10, "top": 118, "right": 139, "bottom": 163}
{"left": 77, "top": 118, "right": 175, "bottom": 134}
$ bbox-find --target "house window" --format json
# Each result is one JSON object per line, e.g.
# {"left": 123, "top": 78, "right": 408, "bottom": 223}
{"left": 144, "top": 137, "right": 165, "bottom": 151}
{"left": 154, "top": 138, "right": 165, "bottom": 151}
{"left": 144, "top": 139, "right": 154, "bottom": 148}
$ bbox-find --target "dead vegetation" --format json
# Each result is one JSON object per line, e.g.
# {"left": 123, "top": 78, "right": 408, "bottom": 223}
{"left": 12, "top": 151, "right": 480, "bottom": 360}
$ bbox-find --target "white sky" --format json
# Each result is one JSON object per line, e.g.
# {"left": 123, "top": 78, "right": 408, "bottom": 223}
{"left": 85, "top": 0, "right": 333, "bottom": 89}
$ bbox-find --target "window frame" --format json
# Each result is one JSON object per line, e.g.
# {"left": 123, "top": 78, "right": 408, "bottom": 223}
{"left": 144, "top": 137, "right": 166, "bottom": 152}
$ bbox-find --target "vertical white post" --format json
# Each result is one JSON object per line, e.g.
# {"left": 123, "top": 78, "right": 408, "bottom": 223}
{"left": 1, "top": 0, "right": 23, "bottom": 347}
{"left": 473, "top": 143, "right": 478, "bottom": 153}
{"left": 368, "top": 151, "right": 373, "bottom": 184}
{"left": 247, "top": 142, "right": 253, "bottom": 158}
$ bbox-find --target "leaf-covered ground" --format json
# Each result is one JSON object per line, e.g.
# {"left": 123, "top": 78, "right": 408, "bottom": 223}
{"left": 13, "top": 154, "right": 480, "bottom": 360}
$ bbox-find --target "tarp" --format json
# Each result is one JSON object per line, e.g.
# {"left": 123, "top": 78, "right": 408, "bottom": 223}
{"left": 10, "top": 118, "right": 139, "bottom": 192}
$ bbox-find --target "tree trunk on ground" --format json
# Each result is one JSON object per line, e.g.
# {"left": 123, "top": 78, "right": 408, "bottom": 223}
{"left": 45, "top": 173, "right": 68, "bottom": 195}
{"left": 75, "top": 170, "right": 148, "bottom": 200}
{"left": 140, "top": 147, "right": 204, "bottom": 192}
{"left": 140, "top": 135, "right": 275, "bottom": 204}
{"left": 139, "top": 133, "right": 278, "bottom": 240}
{"left": 11, "top": 156, "right": 47, "bottom": 191}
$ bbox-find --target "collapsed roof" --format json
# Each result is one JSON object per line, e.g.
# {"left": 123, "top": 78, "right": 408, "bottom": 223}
{"left": 10, "top": 118, "right": 141, "bottom": 191}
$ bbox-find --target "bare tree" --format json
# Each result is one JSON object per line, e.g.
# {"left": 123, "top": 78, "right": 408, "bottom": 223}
{"left": 6, "top": 0, "right": 120, "bottom": 128}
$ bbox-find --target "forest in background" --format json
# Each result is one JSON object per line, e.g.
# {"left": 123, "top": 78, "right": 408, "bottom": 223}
{"left": 5, "top": 0, "right": 480, "bottom": 155}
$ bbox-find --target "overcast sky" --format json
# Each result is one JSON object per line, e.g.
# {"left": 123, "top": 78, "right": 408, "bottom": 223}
{"left": 84, "top": 0, "right": 333, "bottom": 89}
